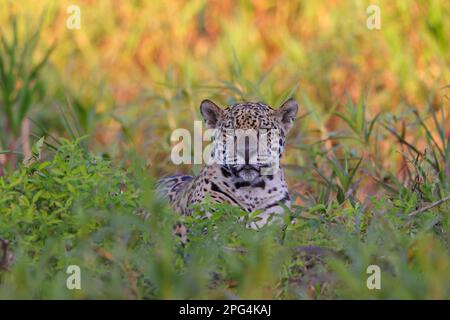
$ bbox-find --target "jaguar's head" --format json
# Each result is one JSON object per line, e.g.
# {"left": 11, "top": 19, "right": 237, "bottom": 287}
{"left": 200, "top": 99, "right": 298, "bottom": 182}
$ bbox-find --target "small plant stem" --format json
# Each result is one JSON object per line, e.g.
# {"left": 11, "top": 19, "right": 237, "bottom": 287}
{"left": 408, "top": 195, "right": 450, "bottom": 217}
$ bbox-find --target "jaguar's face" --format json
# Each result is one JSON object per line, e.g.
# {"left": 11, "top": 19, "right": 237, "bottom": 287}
{"left": 200, "top": 99, "right": 298, "bottom": 181}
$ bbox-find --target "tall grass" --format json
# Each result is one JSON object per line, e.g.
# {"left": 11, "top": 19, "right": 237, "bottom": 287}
{"left": 0, "top": 14, "right": 55, "bottom": 170}
{"left": 0, "top": 1, "right": 449, "bottom": 299}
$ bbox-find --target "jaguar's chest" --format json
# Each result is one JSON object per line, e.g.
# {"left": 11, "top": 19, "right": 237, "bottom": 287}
{"left": 233, "top": 181, "right": 288, "bottom": 212}
{"left": 192, "top": 165, "right": 290, "bottom": 213}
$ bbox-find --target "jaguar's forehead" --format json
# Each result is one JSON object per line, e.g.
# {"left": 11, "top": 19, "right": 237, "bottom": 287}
{"left": 220, "top": 102, "right": 277, "bottom": 129}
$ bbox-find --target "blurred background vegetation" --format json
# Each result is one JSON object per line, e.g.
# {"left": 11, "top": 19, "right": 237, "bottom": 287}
{"left": 0, "top": 0, "right": 449, "bottom": 299}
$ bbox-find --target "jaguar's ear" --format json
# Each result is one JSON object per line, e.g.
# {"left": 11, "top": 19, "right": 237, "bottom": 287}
{"left": 276, "top": 98, "right": 298, "bottom": 133}
{"left": 200, "top": 99, "right": 223, "bottom": 129}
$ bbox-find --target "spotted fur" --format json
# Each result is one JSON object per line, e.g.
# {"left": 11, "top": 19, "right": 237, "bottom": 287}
{"left": 157, "top": 98, "right": 298, "bottom": 229}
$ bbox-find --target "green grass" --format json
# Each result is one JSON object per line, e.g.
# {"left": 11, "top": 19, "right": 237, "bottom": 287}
{"left": 0, "top": 131, "right": 448, "bottom": 299}
{"left": 0, "top": 14, "right": 54, "bottom": 142}
{"left": 0, "top": 1, "right": 449, "bottom": 300}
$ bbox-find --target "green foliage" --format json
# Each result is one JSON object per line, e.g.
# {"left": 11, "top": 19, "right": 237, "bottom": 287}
{"left": 0, "top": 15, "right": 54, "bottom": 141}
{"left": 0, "top": 1, "right": 449, "bottom": 300}
{"left": 0, "top": 139, "right": 448, "bottom": 299}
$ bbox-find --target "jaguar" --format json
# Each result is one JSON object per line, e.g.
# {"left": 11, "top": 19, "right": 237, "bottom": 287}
{"left": 157, "top": 98, "right": 298, "bottom": 229}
